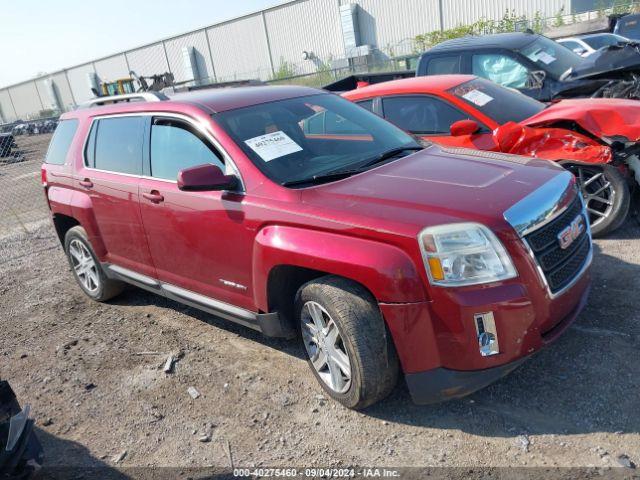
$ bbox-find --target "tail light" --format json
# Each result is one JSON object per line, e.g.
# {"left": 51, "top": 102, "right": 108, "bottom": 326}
{"left": 41, "top": 166, "right": 47, "bottom": 186}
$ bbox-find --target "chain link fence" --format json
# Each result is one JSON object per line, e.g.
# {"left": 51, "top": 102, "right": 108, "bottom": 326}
{"left": 0, "top": 129, "right": 56, "bottom": 264}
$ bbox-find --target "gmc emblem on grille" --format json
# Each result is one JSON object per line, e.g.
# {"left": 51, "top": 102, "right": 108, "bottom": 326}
{"left": 557, "top": 215, "right": 585, "bottom": 250}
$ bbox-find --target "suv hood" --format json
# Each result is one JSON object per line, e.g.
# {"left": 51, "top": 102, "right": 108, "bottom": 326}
{"left": 302, "top": 145, "right": 566, "bottom": 235}
{"left": 522, "top": 98, "right": 640, "bottom": 142}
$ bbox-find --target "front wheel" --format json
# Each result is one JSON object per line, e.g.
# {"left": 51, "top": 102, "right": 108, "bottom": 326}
{"left": 563, "top": 163, "right": 630, "bottom": 237}
{"left": 295, "top": 276, "right": 399, "bottom": 410}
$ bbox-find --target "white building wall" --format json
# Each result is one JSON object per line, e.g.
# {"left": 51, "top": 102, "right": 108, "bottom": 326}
{"left": 34, "top": 72, "right": 75, "bottom": 112}
{"left": 340, "top": 0, "right": 441, "bottom": 56}
{"left": 0, "top": 90, "right": 16, "bottom": 123}
{"left": 93, "top": 54, "right": 129, "bottom": 83}
{"left": 264, "top": 0, "right": 344, "bottom": 75}
{"left": 66, "top": 63, "right": 97, "bottom": 104}
{"left": 126, "top": 43, "right": 170, "bottom": 79}
{"left": 7, "top": 82, "right": 43, "bottom": 119}
{"left": 164, "top": 31, "right": 215, "bottom": 83}
{"left": 207, "top": 14, "right": 273, "bottom": 82}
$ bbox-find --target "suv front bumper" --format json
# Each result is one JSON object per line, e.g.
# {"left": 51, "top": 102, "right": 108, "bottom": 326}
{"left": 380, "top": 271, "right": 590, "bottom": 404}
{"left": 405, "top": 356, "right": 530, "bottom": 404}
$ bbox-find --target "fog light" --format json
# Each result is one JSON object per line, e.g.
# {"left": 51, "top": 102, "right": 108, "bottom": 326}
{"left": 474, "top": 312, "right": 499, "bottom": 357}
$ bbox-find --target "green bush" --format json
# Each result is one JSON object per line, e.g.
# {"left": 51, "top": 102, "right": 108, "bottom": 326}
{"left": 413, "top": 8, "right": 549, "bottom": 51}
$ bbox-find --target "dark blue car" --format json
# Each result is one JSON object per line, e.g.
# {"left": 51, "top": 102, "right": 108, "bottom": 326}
{"left": 416, "top": 32, "right": 640, "bottom": 101}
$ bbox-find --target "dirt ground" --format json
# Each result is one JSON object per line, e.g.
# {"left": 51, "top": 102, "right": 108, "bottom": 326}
{"left": 0, "top": 134, "right": 638, "bottom": 476}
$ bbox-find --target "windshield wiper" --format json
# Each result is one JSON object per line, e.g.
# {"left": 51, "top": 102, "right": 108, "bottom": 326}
{"left": 281, "top": 146, "right": 423, "bottom": 188}
{"left": 281, "top": 169, "right": 364, "bottom": 187}
{"left": 355, "top": 146, "right": 423, "bottom": 170}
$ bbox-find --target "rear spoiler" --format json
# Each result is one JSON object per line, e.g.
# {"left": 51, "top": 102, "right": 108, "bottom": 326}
{"left": 323, "top": 70, "right": 415, "bottom": 92}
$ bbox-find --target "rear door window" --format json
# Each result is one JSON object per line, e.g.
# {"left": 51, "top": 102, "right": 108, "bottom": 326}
{"left": 90, "top": 116, "right": 144, "bottom": 174}
{"left": 381, "top": 95, "right": 470, "bottom": 135}
{"left": 427, "top": 55, "right": 461, "bottom": 75}
{"left": 45, "top": 119, "right": 79, "bottom": 165}
{"left": 150, "top": 118, "right": 224, "bottom": 181}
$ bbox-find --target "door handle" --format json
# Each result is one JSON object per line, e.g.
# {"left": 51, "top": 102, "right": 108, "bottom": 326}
{"left": 143, "top": 191, "right": 164, "bottom": 203}
{"left": 79, "top": 178, "right": 93, "bottom": 188}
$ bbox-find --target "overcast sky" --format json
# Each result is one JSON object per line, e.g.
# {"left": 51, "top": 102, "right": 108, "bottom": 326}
{"left": 0, "top": 0, "right": 279, "bottom": 88}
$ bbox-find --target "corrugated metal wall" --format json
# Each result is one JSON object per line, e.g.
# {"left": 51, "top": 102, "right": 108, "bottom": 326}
{"left": 93, "top": 54, "right": 129, "bottom": 83}
{"left": 0, "top": 90, "right": 16, "bottom": 123}
{"left": 1, "top": 0, "right": 574, "bottom": 121}
{"left": 340, "top": 0, "right": 441, "bottom": 56}
{"left": 207, "top": 14, "right": 273, "bottom": 82}
{"left": 8, "top": 83, "right": 43, "bottom": 119}
{"left": 126, "top": 44, "right": 170, "bottom": 79}
{"left": 65, "top": 63, "right": 96, "bottom": 105}
{"left": 264, "top": 0, "right": 344, "bottom": 75}
{"left": 164, "top": 31, "right": 215, "bottom": 83}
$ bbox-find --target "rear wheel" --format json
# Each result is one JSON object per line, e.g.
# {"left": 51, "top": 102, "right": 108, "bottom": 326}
{"left": 64, "top": 226, "right": 124, "bottom": 301}
{"left": 564, "top": 163, "right": 630, "bottom": 237}
{"left": 295, "top": 276, "right": 399, "bottom": 410}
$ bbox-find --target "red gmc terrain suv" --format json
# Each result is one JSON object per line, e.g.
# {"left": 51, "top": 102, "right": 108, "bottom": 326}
{"left": 42, "top": 87, "right": 592, "bottom": 409}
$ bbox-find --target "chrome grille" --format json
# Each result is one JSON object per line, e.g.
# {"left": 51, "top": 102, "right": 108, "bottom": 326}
{"left": 524, "top": 196, "right": 591, "bottom": 294}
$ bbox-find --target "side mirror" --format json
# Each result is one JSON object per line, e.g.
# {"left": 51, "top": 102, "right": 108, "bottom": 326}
{"left": 177, "top": 164, "right": 238, "bottom": 192}
{"left": 450, "top": 119, "right": 480, "bottom": 137}
{"left": 526, "top": 70, "right": 547, "bottom": 89}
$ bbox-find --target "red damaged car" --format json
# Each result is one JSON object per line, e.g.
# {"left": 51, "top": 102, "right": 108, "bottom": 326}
{"left": 342, "top": 75, "right": 638, "bottom": 236}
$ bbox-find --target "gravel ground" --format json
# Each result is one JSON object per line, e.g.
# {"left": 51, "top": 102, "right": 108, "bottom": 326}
{"left": 0, "top": 135, "right": 638, "bottom": 476}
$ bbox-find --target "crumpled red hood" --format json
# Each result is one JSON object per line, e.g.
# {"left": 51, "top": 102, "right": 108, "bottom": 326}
{"left": 522, "top": 98, "right": 640, "bottom": 142}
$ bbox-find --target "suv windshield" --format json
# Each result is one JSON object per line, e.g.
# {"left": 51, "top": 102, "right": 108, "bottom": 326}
{"left": 520, "top": 36, "right": 585, "bottom": 79}
{"left": 214, "top": 94, "right": 420, "bottom": 186}
{"left": 449, "top": 77, "right": 545, "bottom": 124}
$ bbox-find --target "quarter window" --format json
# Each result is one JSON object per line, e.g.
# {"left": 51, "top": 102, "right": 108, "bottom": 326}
{"left": 90, "top": 116, "right": 144, "bottom": 174}
{"left": 150, "top": 118, "right": 224, "bottom": 181}
{"left": 427, "top": 56, "right": 461, "bottom": 75}
{"left": 356, "top": 99, "right": 374, "bottom": 113}
{"left": 45, "top": 119, "right": 78, "bottom": 165}
{"left": 382, "top": 96, "right": 470, "bottom": 135}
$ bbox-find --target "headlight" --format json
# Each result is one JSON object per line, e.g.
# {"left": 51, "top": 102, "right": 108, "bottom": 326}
{"left": 418, "top": 223, "right": 517, "bottom": 287}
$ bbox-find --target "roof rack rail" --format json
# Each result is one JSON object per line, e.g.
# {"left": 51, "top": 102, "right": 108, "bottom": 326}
{"left": 78, "top": 92, "right": 169, "bottom": 109}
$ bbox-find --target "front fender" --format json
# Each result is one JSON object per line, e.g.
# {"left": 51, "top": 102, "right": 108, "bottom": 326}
{"left": 252, "top": 225, "right": 427, "bottom": 311}
{"left": 496, "top": 122, "right": 613, "bottom": 164}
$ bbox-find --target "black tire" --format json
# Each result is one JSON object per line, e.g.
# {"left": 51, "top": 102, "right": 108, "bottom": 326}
{"left": 64, "top": 226, "right": 124, "bottom": 302}
{"left": 295, "top": 276, "right": 399, "bottom": 410}
{"left": 564, "top": 163, "right": 630, "bottom": 238}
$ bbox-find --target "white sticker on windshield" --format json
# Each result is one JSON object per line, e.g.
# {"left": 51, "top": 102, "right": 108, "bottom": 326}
{"left": 535, "top": 51, "right": 556, "bottom": 64}
{"left": 244, "top": 131, "right": 303, "bottom": 162}
{"left": 462, "top": 89, "right": 494, "bottom": 106}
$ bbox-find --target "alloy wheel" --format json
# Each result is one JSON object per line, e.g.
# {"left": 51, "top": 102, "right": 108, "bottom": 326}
{"left": 68, "top": 239, "right": 100, "bottom": 294}
{"left": 300, "top": 301, "right": 352, "bottom": 394}
{"left": 573, "top": 165, "right": 616, "bottom": 230}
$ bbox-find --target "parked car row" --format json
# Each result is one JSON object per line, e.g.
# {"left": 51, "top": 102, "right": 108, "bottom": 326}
{"left": 11, "top": 119, "right": 58, "bottom": 136}
{"left": 3, "top": 119, "right": 58, "bottom": 137}
{"left": 37, "top": 29, "right": 640, "bottom": 410}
